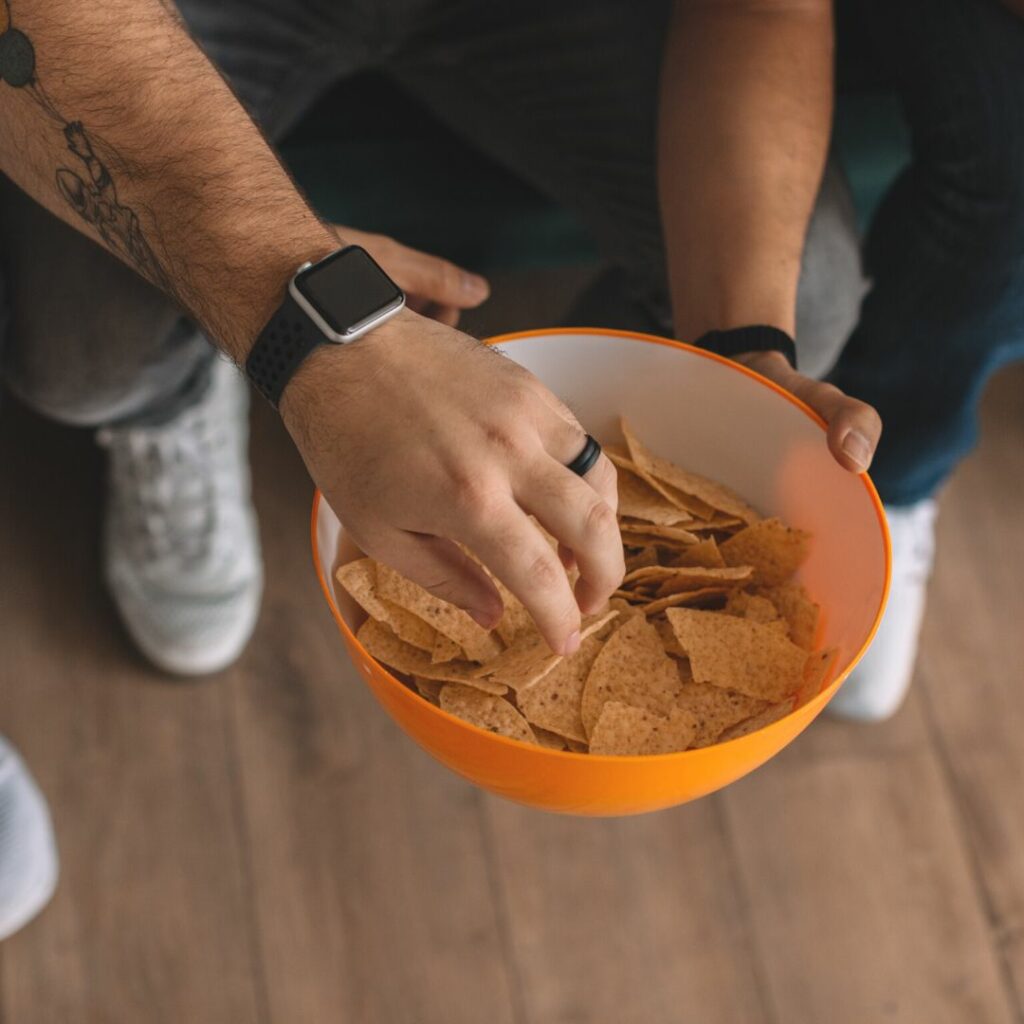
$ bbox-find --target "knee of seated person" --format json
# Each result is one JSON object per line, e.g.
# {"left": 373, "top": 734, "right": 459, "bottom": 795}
{"left": 3, "top": 317, "right": 210, "bottom": 427}
{"left": 929, "top": 127, "right": 1024, "bottom": 258}
{"left": 795, "top": 159, "right": 866, "bottom": 380}
{"left": 4, "top": 360, "right": 163, "bottom": 427}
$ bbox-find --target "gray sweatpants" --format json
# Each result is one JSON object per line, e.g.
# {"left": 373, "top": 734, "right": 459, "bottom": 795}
{"left": 0, "top": 0, "right": 861, "bottom": 426}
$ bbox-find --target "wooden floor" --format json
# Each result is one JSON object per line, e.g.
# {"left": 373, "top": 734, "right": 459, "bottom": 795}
{"left": 1, "top": 270, "right": 1022, "bottom": 1024}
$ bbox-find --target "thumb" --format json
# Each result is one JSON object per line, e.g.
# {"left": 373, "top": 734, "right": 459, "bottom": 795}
{"left": 737, "top": 351, "right": 883, "bottom": 474}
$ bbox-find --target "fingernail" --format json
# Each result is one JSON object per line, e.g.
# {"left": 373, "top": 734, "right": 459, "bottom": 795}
{"left": 563, "top": 630, "right": 581, "bottom": 656}
{"left": 842, "top": 429, "right": 872, "bottom": 470}
{"left": 462, "top": 273, "right": 489, "bottom": 300}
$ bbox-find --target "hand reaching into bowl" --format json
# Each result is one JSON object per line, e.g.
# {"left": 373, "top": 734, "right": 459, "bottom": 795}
{"left": 280, "top": 307, "right": 624, "bottom": 656}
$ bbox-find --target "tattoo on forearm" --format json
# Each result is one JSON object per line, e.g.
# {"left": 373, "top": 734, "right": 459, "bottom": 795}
{"left": 0, "top": 0, "right": 176, "bottom": 297}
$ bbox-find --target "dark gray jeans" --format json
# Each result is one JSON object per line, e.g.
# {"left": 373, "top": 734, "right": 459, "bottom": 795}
{"left": 1, "top": 1, "right": 861, "bottom": 429}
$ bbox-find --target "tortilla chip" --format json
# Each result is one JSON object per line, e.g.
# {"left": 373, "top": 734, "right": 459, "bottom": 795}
{"left": 413, "top": 676, "right": 443, "bottom": 705}
{"left": 758, "top": 580, "right": 820, "bottom": 649}
{"left": 357, "top": 619, "right": 508, "bottom": 695}
{"left": 674, "top": 681, "right": 769, "bottom": 747}
{"left": 648, "top": 565, "right": 753, "bottom": 597}
{"left": 641, "top": 587, "right": 731, "bottom": 616}
{"left": 654, "top": 617, "right": 687, "bottom": 658}
{"left": 439, "top": 684, "right": 537, "bottom": 744}
{"left": 668, "top": 537, "right": 726, "bottom": 569}
{"left": 609, "top": 597, "right": 646, "bottom": 623}
{"left": 491, "top": 576, "right": 536, "bottom": 648}
{"left": 580, "top": 614, "right": 682, "bottom": 736}
{"left": 376, "top": 563, "right": 502, "bottom": 661}
{"left": 621, "top": 418, "right": 760, "bottom": 523}
{"left": 431, "top": 632, "right": 463, "bottom": 664}
{"left": 795, "top": 646, "right": 838, "bottom": 707}
{"left": 617, "top": 466, "right": 695, "bottom": 526}
{"left": 516, "top": 635, "right": 604, "bottom": 743}
{"left": 624, "top": 547, "right": 660, "bottom": 572}
{"left": 623, "top": 564, "right": 741, "bottom": 586}
{"left": 335, "top": 558, "right": 390, "bottom": 621}
{"left": 723, "top": 591, "right": 786, "bottom": 629}
{"left": 565, "top": 737, "right": 589, "bottom": 753}
{"left": 720, "top": 517, "right": 811, "bottom": 586}
{"left": 473, "top": 610, "right": 618, "bottom": 692}
{"left": 619, "top": 521, "right": 700, "bottom": 546}
{"left": 687, "top": 515, "right": 744, "bottom": 532}
{"left": 379, "top": 598, "right": 437, "bottom": 652}
{"left": 589, "top": 702, "right": 698, "bottom": 756}
{"left": 717, "top": 698, "right": 795, "bottom": 742}
{"left": 531, "top": 726, "right": 570, "bottom": 750}
{"left": 611, "top": 436, "right": 716, "bottom": 519}
{"left": 665, "top": 607, "right": 807, "bottom": 702}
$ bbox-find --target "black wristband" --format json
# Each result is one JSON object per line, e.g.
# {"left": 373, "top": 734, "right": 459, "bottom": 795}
{"left": 246, "top": 290, "right": 323, "bottom": 407}
{"left": 693, "top": 326, "right": 797, "bottom": 370}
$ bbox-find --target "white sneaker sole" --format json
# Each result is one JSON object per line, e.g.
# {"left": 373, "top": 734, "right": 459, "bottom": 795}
{"left": 0, "top": 848, "right": 58, "bottom": 942}
{"left": 115, "top": 572, "right": 263, "bottom": 677}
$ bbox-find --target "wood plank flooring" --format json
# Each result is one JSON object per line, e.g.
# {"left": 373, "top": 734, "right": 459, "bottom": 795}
{"left": 0, "top": 272, "right": 1021, "bottom": 1023}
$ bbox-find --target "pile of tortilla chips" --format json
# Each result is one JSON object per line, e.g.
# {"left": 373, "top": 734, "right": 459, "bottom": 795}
{"left": 336, "top": 418, "right": 837, "bottom": 756}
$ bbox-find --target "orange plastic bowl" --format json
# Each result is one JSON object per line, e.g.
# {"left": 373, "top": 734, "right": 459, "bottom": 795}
{"left": 312, "top": 329, "right": 891, "bottom": 816}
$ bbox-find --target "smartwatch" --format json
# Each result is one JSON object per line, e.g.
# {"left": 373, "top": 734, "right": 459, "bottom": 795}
{"left": 246, "top": 245, "right": 406, "bottom": 406}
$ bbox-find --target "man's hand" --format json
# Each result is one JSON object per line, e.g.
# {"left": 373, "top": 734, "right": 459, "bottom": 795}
{"left": 734, "top": 350, "right": 882, "bottom": 473}
{"left": 333, "top": 226, "right": 489, "bottom": 327}
{"left": 280, "top": 309, "right": 624, "bottom": 655}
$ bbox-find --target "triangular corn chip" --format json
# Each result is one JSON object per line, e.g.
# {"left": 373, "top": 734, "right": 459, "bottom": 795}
{"left": 581, "top": 614, "right": 682, "bottom": 736}
{"left": 621, "top": 418, "right": 760, "bottom": 523}
{"left": 589, "top": 702, "right": 698, "bottom": 755}
{"left": 439, "top": 684, "right": 536, "bottom": 743}
{"left": 665, "top": 607, "right": 806, "bottom": 702}
{"left": 357, "top": 619, "right": 508, "bottom": 695}
{"left": 376, "top": 563, "right": 502, "bottom": 661}
{"left": 516, "top": 635, "right": 604, "bottom": 743}
{"left": 472, "top": 610, "right": 617, "bottom": 691}
{"left": 674, "top": 681, "right": 768, "bottom": 747}
{"left": 720, "top": 518, "right": 811, "bottom": 586}
{"left": 758, "top": 580, "right": 820, "bottom": 649}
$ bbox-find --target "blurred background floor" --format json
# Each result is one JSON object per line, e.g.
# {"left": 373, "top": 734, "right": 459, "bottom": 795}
{"left": 0, "top": 269, "right": 1022, "bottom": 1024}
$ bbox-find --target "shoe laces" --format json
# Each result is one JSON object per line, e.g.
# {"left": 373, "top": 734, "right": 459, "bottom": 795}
{"left": 98, "top": 398, "right": 246, "bottom": 574}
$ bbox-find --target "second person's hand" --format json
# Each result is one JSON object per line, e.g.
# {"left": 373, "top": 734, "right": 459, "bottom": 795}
{"left": 734, "top": 350, "right": 883, "bottom": 474}
{"left": 280, "top": 308, "right": 624, "bottom": 655}
{"left": 332, "top": 225, "right": 490, "bottom": 327}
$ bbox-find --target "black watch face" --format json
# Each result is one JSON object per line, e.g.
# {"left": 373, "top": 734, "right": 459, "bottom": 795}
{"left": 295, "top": 246, "right": 403, "bottom": 334}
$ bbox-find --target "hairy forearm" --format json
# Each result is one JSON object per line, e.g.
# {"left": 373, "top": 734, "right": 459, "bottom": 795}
{"left": 659, "top": 0, "right": 833, "bottom": 341}
{"left": 0, "top": 0, "right": 336, "bottom": 358}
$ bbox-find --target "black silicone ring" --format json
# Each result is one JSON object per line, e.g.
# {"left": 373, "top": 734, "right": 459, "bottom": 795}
{"left": 566, "top": 434, "right": 602, "bottom": 476}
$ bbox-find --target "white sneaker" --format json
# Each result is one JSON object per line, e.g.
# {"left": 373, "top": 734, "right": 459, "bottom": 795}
{"left": 829, "top": 498, "right": 938, "bottom": 722}
{"left": 98, "top": 356, "right": 263, "bottom": 676}
{"left": 0, "top": 738, "right": 58, "bottom": 941}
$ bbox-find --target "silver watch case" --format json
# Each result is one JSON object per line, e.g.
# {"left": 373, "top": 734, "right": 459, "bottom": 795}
{"left": 288, "top": 260, "right": 406, "bottom": 344}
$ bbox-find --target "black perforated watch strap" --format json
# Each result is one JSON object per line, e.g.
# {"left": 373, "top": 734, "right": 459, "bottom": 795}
{"left": 694, "top": 326, "right": 797, "bottom": 370}
{"left": 246, "top": 290, "right": 324, "bottom": 407}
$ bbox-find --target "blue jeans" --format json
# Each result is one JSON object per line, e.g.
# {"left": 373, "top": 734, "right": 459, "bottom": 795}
{"left": 831, "top": 0, "right": 1024, "bottom": 505}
